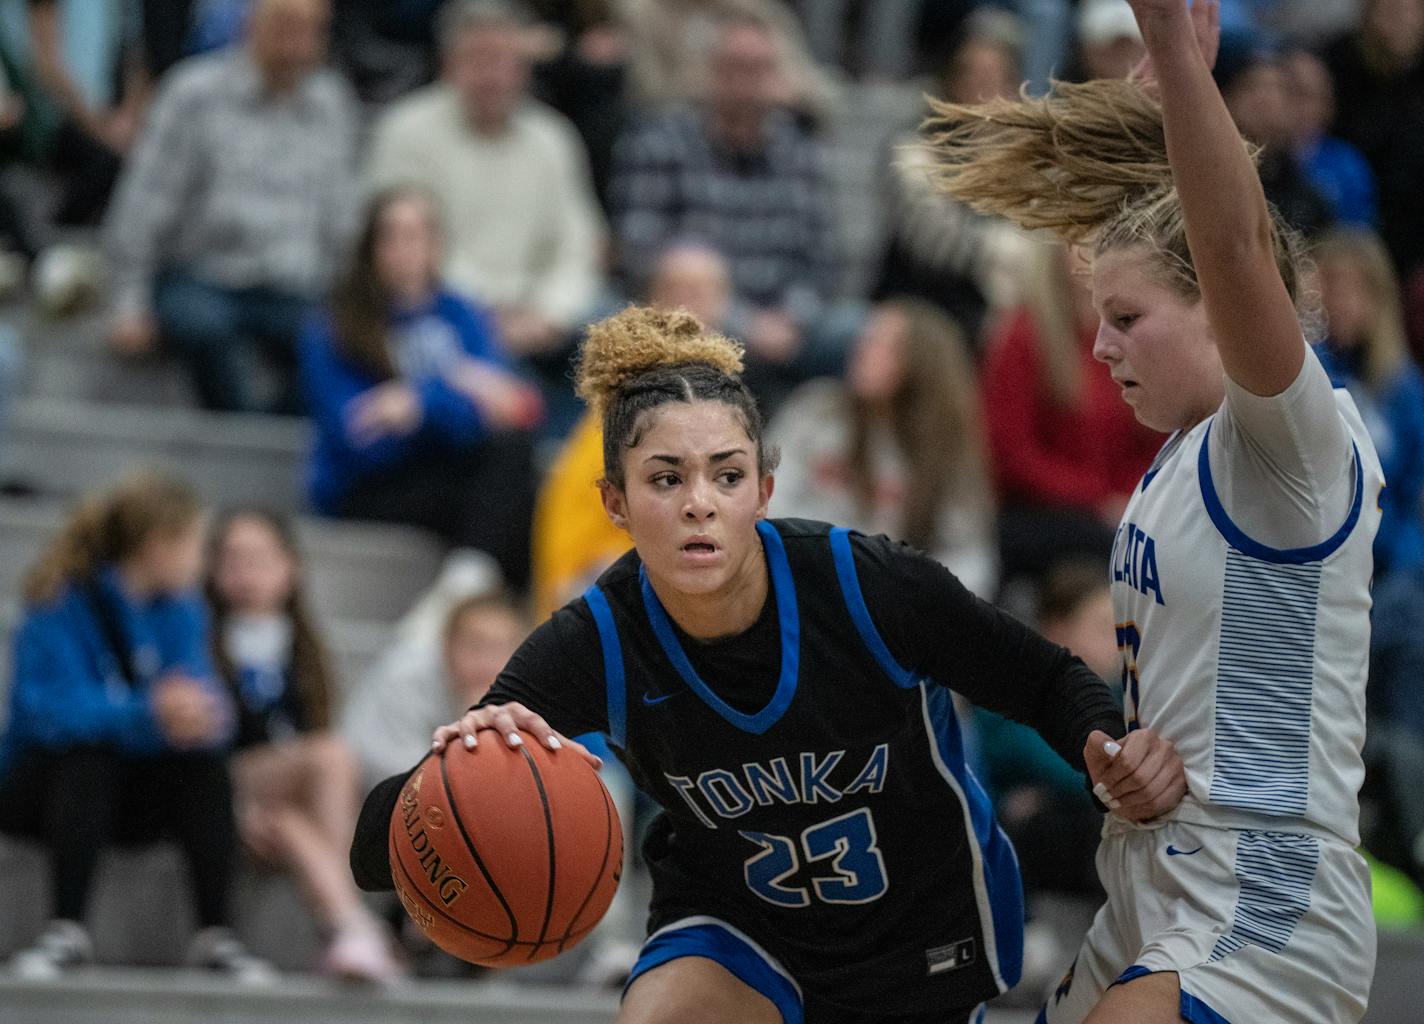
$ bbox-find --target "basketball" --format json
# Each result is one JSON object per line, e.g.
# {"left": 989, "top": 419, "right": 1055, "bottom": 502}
{"left": 387, "top": 736, "right": 623, "bottom": 967}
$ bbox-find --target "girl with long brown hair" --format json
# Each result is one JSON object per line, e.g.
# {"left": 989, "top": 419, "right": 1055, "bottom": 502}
{"left": 0, "top": 472, "right": 269, "bottom": 981}
{"left": 769, "top": 298, "right": 998, "bottom": 598}
{"left": 206, "top": 509, "right": 401, "bottom": 981}
{"left": 929, "top": 1, "right": 1380, "bottom": 1020}
{"left": 299, "top": 185, "right": 542, "bottom": 590}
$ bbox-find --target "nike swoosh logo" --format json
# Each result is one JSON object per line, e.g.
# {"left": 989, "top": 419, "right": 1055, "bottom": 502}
{"left": 642, "top": 690, "right": 679, "bottom": 706}
{"left": 1166, "top": 845, "right": 1202, "bottom": 857}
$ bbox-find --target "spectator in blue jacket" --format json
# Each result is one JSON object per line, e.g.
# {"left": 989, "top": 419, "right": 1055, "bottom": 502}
{"left": 1316, "top": 228, "right": 1424, "bottom": 890}
{"left": 1314, "top": 228, "right": 1424, "bottom": 578}
{"left": 1283, "top": 48, "right": 1377, "bottom": 229}
{"left": 0, "top": 472, "right": 270, "bottom": 981}
{"left": 299, "top": 186, "right": 543, "bottom": 591}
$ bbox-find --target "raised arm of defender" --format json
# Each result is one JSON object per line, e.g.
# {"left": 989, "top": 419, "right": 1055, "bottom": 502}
{"left": 1127, "top": 0, "right": 1304, "bottom": 398}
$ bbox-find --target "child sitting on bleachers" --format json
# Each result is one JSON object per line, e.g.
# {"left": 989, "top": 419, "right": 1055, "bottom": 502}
{"left": 342, "top": 581, "right": 526, "bottom": 796}
{"left": 206, "top": 508, "right": 401, "bottom": 982}
{"left": 0, "top": 471, "right": 268, "bottom": 981}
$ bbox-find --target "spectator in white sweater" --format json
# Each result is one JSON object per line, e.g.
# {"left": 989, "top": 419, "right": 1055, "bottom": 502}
{"left": 364, "top": 0, "right": 605, "bottom": 358}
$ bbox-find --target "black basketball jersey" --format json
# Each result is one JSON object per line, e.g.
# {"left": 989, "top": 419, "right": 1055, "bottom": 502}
{"left": 544, "top": 519, "right": 1116, "bottom": 1017}
{"left": 348, "top": 519, "right": 1121, "bottom": 1020}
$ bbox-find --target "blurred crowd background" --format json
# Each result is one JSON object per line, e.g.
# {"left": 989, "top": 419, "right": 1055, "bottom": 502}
{"left": 0, "top": 0, "right": 1421, "bottom": 1011}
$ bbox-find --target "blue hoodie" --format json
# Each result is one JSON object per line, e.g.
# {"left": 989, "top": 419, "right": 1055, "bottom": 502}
{"left": 299, "top": 289, "right": 511, "bottom": 514}
{"left": 1317, "top": 341, "right": 1424, "bottom": 576}
{"left": 0, "top": 565, "right": 233, "bottom": 779}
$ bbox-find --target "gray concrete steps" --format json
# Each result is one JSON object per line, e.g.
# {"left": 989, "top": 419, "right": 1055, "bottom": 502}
{"left": 0, "top": 841, "right": 324, "bottom": 972}
{"left": 0, "top": 967, "right": 1040, "bottom": 1024}
{"left": 23, "top": 339, "right": 198, "bottom": 408}
{"left": 10, "top": 305, "right": 197, "bottom": 407}
{"left": 0, "top": 398, "right": 309, "bottom": 511}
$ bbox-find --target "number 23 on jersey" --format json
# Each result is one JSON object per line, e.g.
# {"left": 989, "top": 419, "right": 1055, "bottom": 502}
{"left": 740, "top": 807, "right": 889, "bottom": 907}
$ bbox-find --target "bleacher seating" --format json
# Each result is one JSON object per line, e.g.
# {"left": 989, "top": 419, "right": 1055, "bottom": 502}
{"left": 18, "top": 309, "right": 197, "bottom": 408}
{"left": 0, "top": 399, "right": 309, "bottom": 511}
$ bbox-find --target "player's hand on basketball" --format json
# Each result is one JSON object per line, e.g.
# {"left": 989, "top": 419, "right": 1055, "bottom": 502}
{"left": 431, "top": 702, "right": 604, "bottom": 770}
{"left": 1084, "top": 727, "right": 1186, "bottom": 821}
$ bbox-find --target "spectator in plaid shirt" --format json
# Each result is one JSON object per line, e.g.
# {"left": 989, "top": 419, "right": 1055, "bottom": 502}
{"left": 102, "top": 0, "right": 358, "bottom": 414}
{"left": 608, "top": 10, "right": 847, "bottom": 404}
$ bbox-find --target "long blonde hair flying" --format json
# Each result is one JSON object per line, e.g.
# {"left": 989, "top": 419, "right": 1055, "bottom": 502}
{"left": 922, "top": 78, "right": 1309, "bottom": 308}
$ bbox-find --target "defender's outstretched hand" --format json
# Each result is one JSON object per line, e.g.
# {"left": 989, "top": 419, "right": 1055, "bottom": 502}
{"left": 1126, "top": 0, "right": 1221, "bottom": 88}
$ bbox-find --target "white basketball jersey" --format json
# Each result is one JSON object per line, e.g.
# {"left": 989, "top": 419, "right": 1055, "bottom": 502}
{"left": 1107, "top": 387, "right": 1383, "bottom": 846}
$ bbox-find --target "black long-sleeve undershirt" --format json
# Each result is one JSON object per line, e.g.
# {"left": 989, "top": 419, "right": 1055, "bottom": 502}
{"left": 351, "top": 527, "right": 1122, "bottom": 891}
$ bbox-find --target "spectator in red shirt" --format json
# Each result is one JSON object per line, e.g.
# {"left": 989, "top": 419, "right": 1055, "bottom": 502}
{"left": 981, "top": 243, "right": 1162, "bottom": 587}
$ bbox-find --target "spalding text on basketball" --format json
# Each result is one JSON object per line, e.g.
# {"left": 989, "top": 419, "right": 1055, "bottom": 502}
{"left": 400, "top": 771, "right": 471, "bottom": 906}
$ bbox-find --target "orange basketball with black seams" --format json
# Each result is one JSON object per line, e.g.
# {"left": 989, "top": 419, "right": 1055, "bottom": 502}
{"left": 388, "top": 736, "right": 623, "bottom": 966}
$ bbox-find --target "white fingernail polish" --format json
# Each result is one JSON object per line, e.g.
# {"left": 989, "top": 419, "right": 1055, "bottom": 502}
{"left": 547, "top": 736, "right": 562, "bottom": 749}
{"left": 1109, "top": 798, "right": 1122, "bottom": 810}
{"left": 463, "top": 735, "right": 476, "bottom": 749}
{"left": 1093, "top": 782, "right": 1111, "bottom": 801}
{"left": 508, "top": 732, "right": 524, "bottom": 746}
{"left": 1104, "top": 741, "right": 1122, "bottom": 758}
{"left": 432, "top": 740, "right": 441, "bottom": 750}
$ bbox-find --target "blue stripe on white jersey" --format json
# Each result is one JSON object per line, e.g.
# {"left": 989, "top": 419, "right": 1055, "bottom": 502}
{"left": 1210, "top": 831, "right": 1320, "bottom": 960}
{"left": 1209, "top": 553, "right": 1322, "bottom": 816}
{"left": 1107, "top": 384, "right": 1382, "bottom": 845}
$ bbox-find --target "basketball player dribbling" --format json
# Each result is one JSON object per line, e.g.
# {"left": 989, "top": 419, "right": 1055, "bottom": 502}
{"left": 350, "top": 305, "right": 1188, "bottom": 1024}
{"left": 928, "top": 1, "right": 1380, "bottom": 1021}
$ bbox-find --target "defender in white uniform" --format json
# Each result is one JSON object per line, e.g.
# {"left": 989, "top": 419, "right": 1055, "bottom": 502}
{"left": 927, "top": 1, "right": 1381, "bottom": 1021}
{"left": 1043, "top": 357, "right": 1382, "bottom": 1024}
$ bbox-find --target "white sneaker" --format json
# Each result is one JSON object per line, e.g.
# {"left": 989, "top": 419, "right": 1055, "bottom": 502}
{"left": 185, "top": 927, "right": 277, "bottom": 986}
{"left": 321, "top": 922, "right": 404, "bottom": 984}
{"left": 9, "top": 919, "right": 93, "bottom": 980}
{"left": 32, "top": 243, "right": 105, "bottom": 317}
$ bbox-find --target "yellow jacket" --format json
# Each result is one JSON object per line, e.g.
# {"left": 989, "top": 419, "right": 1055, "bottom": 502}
{"left": 531, "top": 413, "right": 632, "bottom": 622}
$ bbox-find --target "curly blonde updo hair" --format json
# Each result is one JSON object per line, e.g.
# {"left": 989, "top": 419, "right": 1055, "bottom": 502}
{"left": 574, "top": 305, "right": 778, "bottom": 488}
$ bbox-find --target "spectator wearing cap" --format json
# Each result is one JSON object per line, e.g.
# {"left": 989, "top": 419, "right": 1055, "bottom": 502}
{"left": 1073, "top": 0, "right": 1145, "bottom": 81}
{"left": 1282, "top": 48, "right": 1376, "bottom": 228}
{"left": 102, "top": 0, "right": 358, "bottom": 414}
{"left": 1213, "top": 37, "right": 1333, "bottom": 239}
{"left": 365, "top": 0, "right": 605, "bottom": 360}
